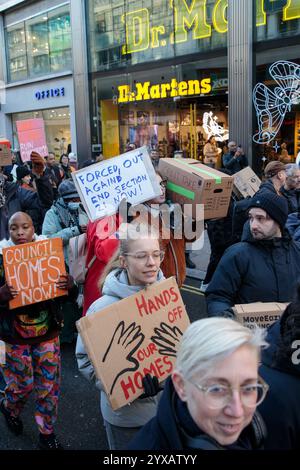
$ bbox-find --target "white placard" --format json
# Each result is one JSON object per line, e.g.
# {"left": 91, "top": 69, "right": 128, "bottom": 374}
{"left": 72, "top": 146, "right": 161, "bottom": 221}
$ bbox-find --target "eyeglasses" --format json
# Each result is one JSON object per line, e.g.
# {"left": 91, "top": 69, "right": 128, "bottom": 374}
{"left": 124, "top": 250, "right": 165, "bottom": 262}
{"left": 189, "top": 377, "right": 269, "bottom": 409}
{"left": 160, "top": 179, "right": 168, "bottom": 188}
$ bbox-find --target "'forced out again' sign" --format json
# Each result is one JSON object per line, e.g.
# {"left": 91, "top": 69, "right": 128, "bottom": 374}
{"left": 3, "top": 238, "right": 67, "bottom": 309}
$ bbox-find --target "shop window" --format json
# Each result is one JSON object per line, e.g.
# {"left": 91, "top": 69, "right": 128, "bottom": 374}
{"left": 6, "top": 23, "right": 28, "bottom": 82}
{"left": 26, "top": 14, "right": 50, "bottom": 77}
{"left": 5, "top": 5, "right": 72, "bottom": 83}
{"left": 48, "top": 7, "right": 72, "bottom": 73}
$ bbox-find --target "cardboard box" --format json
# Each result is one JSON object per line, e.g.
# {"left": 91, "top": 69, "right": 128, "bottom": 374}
{"left": 0, "top": 144, "right": 12, "bottom": 166}
{"left": 158, "top": 158, "right": 233, "bottom": 220}
{"left": 233, "top": 166, "right": 261, "bottom": 200}
{"left": 233, "top": 302, "right": 288, "bottom": 329}
{"left": 76, "top": 277, "right": 190, "bottom": 410}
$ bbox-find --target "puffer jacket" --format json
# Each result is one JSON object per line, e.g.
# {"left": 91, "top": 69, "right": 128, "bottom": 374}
{"left": 205, "top": 230, "right": 300, "bottom": 316}
{"left": 76, "top": 268, "right": 165, "bottom": 428}
{"left": 259, "top": 321, "right": 300, "bottom": 449}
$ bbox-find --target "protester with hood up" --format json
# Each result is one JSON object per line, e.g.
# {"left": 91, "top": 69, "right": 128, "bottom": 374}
{"left": 42, "top": 180, "right": 87, "bottom": 265}
{"left": 258, "top": 295, "right": 300, "bottom": 449}
{"left": 76, "top": 223, "right": 165, "bottom": 450}
{"left": 0, "top": 152, "right": 53, "bottom": 239}
{"left": 128, "top": 318, "right": 268, "bottom": 450}
{"left": 206, "top": 192, "right": 300, "bottom": 316}
{"left": 0, "top": 212, "right": 77, "bottom": 449}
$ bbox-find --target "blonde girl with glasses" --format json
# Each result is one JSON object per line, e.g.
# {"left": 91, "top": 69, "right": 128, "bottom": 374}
{"left": 76, "top": 223, "right": 165, "bottom": 450}
{"left": 128, "top": 317, "right": 269, "bottom": 450}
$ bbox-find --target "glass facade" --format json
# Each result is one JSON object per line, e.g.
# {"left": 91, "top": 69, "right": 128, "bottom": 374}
{"left": 6, "top": 5, "right": 72, "bottom": 82}
{"left": 87, "top": 0, "right": 300, "bottom": 168}
{"left": 87, "top": 0, "right": 227, "bottom": 72}
{"left": 12, "top": 107, "right": 71, "bottom": 157}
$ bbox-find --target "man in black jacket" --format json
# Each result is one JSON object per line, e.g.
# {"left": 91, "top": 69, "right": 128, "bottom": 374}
{"left": 206, "top": 192, "right": 300, "bottom": 316}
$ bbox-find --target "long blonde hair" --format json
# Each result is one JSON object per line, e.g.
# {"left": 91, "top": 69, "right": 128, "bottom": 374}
{"left": 98, "top": 222, "right": 160, "bottom": 291}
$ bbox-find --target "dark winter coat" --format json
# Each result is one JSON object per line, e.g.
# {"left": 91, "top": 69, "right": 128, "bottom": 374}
{"left": 286, "top": 212, "right": 300, "bottom": 242}
{"left": 205, "top": 231, "right": 300, "bottom": 316}
{"left": 128, "top": 377, "right": 265, "bottom": 450}
{"left": 258, "top": 322, "right": 300, "bottom": 449}
{"left": 280, "top": 186, "right": 300, "bottom": 214}
{"left": 0, "top": 176, "right": 53, "bottom": 238}
{"left": 222, "top": 152, "right": 248, "bottom": 175}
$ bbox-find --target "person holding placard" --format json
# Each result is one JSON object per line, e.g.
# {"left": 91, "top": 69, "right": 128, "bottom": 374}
{"left": 0, "top": 212, "right": 77, "bottom": 450}
{"left": 76, "top": 223, "right": 165, "bottom": 450}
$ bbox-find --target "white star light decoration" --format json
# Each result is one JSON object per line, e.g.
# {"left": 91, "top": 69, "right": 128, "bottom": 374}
{"left": 253, "top": 60, "right": 300, "bottom": 144}
{"left": 202, "top": 111, "right": 229, "bottom": 142}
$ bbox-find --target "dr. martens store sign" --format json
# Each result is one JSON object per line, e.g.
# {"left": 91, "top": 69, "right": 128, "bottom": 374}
{"left": 118, "top": 77, "right": 211, "bottom": 103}
{"left": 121, "top": 0, "right": 300, "bottom": 55}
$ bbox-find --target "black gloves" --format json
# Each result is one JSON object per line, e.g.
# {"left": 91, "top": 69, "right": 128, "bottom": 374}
{"left": 0, "top": 284, "right": 14, "bottom": 303}
{"left": 139, "top": 374, "right": 162, "bottom": 399}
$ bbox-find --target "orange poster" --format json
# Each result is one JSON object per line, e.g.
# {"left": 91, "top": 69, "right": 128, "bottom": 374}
{"left": 2, "top": 238, "right": 67, "bottom": 309}
{"left": 16, "top": 118, "right": 48, "bottom": 162}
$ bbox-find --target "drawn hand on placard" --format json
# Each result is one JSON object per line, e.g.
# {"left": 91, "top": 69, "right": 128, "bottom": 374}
{"left": 151, "top": 322, "right": 183, "bottom": 357}
{"left": 102, "top": 321, "right": 145, "bottom": 395}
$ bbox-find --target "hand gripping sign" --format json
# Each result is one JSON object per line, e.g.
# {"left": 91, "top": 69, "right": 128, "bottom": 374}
{"left": 2, "top": 238, "right": 67, "bottom": 309}
{"left": 72, "top": 146, "right": 161, "bottom": 222}
{"left": 76, "top": 277, "right": 190, "bottom": 410}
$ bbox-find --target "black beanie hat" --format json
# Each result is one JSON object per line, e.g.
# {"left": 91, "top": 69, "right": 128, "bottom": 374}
{"left": 16, "top": 165, "right": 31, "bottom": 181}
{"left": 248, "top": 192, "right": 288, "bottom": 230}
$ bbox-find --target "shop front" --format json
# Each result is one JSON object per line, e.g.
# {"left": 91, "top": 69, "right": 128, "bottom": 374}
{"left": 0, "top": 75, "right": 76, "bottom": 159}
{"left": 92, "top": 60, "right": 228, "bottom": 165}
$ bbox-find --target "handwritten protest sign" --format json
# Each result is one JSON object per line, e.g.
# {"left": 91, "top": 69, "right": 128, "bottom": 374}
{"left": 16, "top": 118, "right": 48, "bottom": 162}
{"left": 0, "top": 145, "right": 12, "bottom": 166}
{"left": 3, "top": 238, "right": 67, "bottom": 309}
{"left": 76, "top": 277, "right": 190, "bottom": 410}
{"left": 72, "top": 146, "right": 161, "bottom": 221}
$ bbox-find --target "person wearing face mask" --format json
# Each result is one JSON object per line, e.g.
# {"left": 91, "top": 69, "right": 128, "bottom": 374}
{"left": 76, "top": 223, "right": 165, "bottom": 450}
{"left": 42, "top": 180, "right": 86, "bottom": 342}
{"left": 128, "top": 317, "right": 268, "bottom": 450}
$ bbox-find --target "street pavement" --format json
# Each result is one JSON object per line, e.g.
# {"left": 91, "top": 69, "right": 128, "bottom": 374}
{"left": 0, "top": 234, "right": 210, "bottom": 450}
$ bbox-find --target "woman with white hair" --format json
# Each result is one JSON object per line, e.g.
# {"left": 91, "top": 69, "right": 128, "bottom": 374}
{"left": 128, "top": 318, "right": 269, "bottom": 450}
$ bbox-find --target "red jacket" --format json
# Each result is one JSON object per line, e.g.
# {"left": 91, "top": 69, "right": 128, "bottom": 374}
{"left": 83, "top": 215, "right": 120, "bottom": 315}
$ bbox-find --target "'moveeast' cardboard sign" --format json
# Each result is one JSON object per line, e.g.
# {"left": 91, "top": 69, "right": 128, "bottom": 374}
{"left": 76, "top": 277, "right": 190, "bottom": 410}
{"left": 72, "top": 146, "right": 161, "bottom": 221}
{"left": 3, "top": 238, "right": 67, "bottom": 309}
{"left": 233, "top": 302, "right": 288, "bottom": 329}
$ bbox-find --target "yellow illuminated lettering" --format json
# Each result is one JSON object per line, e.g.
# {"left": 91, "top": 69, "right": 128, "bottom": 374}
{"left": 283, "top": 0, "right": 300, "bottom": 20}
{"left": 256, "top": 0, "right": 266, "bottom": 26}
{"left": 118, "top": 85, "right": 130, "bottom": 103}
{"left": 135, "top": 81, "right": 151, "bottom": 100}
{"left": 188, "top": 80, "right": 201, "bottom": 95}
{"left": 160, "top": 83, "right": 171, "bottom": 98}
{"left": 122, "top": 8, "right": 149, "bottom": 54}
{"left": 201, "top": 78, "right": 212, "bottom": 94}
{"left": 170, "top": 0, "right": 211, "bottom": 44}
{"left": 170, "top": 78, "right": 179, "bottom": 97}
{"left": 150, "top": 84, "right": 161, "bottom": 99}
{"left": 151, "top": 25, "right": 165, "bottom": 48}
{"left": 213, "top": 0, "right": 228, "bottom": 33}
{"left": 178, "top": 81, "right": 188, "bottom": 95}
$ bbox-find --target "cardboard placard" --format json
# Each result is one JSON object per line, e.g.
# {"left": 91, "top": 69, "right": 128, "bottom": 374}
{"left": 72, "top": 146, "right": 161, "bottom": 222}
{"left": 233, "top": 167, "right": 261, "bottom": 200}
{"left": 158, "top": 158, "right": 233, "bottom": 220}
{"left": 0, "top": 145, "right": 12, "bottom": 166}
{"left": 233, "top": 302, "right": 288, "bottom": 329}
{"left": 76, "top": 277, "right": 190, "bottom": 410}
{"left": 16, "top": 118, "right": 48, "bottom": 162}
{"left": 3, "top": 238, "right": 67, "bottom": 309}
